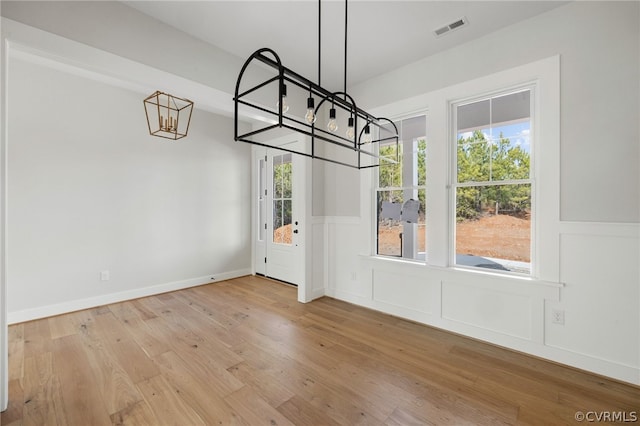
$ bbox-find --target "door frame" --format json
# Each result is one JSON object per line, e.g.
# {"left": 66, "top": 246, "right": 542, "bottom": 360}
{"left": 0, "top": 15, "right": 8, "bottom": 413}
{"left": 250, "top": 135, "right": 314, "bottom": 303}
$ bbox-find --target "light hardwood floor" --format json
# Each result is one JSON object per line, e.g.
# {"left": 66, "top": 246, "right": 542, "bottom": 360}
{"left": 1, "top": 275, "right": 638, "bottom": 425}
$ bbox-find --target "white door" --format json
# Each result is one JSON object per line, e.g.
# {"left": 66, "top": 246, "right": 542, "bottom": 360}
{"left": 253, "top": 141, "right": 307, "bottom": 289}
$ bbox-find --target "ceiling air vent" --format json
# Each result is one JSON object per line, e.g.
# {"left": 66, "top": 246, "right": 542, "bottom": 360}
{"left": 434, "top": 17, "right": 468, "bottom": 37}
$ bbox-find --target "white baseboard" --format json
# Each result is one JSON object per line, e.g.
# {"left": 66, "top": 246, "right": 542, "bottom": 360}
{"left": 324, "top": 288, "right": 372, "bottom": 307}
{"left": 327, "top": 285, "right": 640, "bottom": 386}
{"left": 7, "top": 268, "right": 251, "bottom": 324}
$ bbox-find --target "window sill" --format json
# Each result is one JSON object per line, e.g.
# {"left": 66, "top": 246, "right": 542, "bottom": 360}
{"left": 448, "top": 264, "right": 564, "bottom": 289}
{"left": 360, "top": 254, "right": 564, "bottom": 289}
{"left": 366, "top": 254, "right": 426, "bottom": 265}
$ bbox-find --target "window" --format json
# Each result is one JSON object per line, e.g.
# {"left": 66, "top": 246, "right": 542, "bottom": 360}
{"left": 369, "top": 57, "right": 558, "bottom": 281}
{"left": 376, "top": 115, "right": 427, "bottom": 261}
{"left": 453, "top": 89, "right": 533, "bottom": 274}
{"left": 272, "top": 153, "right": 292, "bottom": 245}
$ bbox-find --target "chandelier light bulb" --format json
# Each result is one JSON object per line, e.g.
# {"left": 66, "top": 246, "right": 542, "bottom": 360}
{"left": 327, "top": 107, "right": 338, "bottom": 132}
{"left": 305, "top": 97, "right": 317, "bottom": 124}
{"left": 346, "top": 117, "right": 355, "bottom": 140}
{"left": 277, "top": 98, "right": 289, "bottom": 114}
{"left": 362, "top": 124, "right": 372, "bottom": 144}
{"left": 276, "top": 84, "right": 289, "bottom": 114}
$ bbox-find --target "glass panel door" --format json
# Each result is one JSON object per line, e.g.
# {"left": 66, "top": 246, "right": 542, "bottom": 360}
{"left": 272, "top": 153, "right": 293, "bottom": 245}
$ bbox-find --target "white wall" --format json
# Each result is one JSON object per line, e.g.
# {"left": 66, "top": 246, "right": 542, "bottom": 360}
{"left": 0, "top": 12, "right": 254, "bottom": 409}
{"left": 317, "top": 1, "right": 640, "bottom": 385}
{"left": 320, "top": 162, "right": 360, "bottom": 217}
{"left": 350, "top": 1, "right": 639, "bottom": 224}
{"left": 5, "top": 51, "right": 251, "bottom": 322}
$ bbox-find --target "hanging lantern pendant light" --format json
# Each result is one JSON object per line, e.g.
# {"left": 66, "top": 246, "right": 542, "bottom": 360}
{"left": 232, "top": 0, "right": 399, "bottom": 169}
{"left": 144, "top": 91, "right": 194, "bottom": 140}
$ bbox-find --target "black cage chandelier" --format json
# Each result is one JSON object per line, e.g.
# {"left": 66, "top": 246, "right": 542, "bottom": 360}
{"left": 233, "top": 0, "right": 398, "bottom": 169}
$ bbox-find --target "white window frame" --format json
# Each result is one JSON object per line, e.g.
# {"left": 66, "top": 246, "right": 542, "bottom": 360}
{"left": 374, "top": 118, "right": 427, "bottom": 261}
{"left": 450, "top": 85, "right": 535, "bottom": 276}
{"left": 367, "top": 56, "right": 560, "bottom": 285}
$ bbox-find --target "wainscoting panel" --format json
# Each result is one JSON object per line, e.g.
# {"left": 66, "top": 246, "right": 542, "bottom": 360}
{"left": 372, "top": 269, "right": 434, "bottom": 316}
{"left": 545, "top": 226, "right": 640, "bottom": 368}
{"left": 441, "top": 281, "right": 533, "bottom": 340}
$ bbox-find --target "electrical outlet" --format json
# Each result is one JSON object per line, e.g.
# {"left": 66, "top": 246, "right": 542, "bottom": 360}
{"left": 551, "top": 309, "right": 565, "bottom": 325}
{"left": 100, "top": 270, "right": 110, "bottom": 281}
{"left": 350, "top": 272, "right": 357, "bottom": 281}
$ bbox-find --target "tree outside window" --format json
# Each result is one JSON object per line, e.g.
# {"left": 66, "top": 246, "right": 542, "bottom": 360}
{"left": 454, "top": 89, "right": 532, "bottom": 274}
{"left": 376, "top": 116, "right": 426, "bottom": 260}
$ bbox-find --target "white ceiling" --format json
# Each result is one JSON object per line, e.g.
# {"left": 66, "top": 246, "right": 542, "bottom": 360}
{"left": 124, "top": 1, "right": 568, "bottom": 92}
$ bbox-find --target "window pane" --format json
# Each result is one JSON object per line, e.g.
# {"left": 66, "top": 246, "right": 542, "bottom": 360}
{"left": 272, "top": 199, "right": 291, "bottom": 246}
{"left": 271, "top": 153, "right": 293, "bottom": 246}
{"left": 492, "top": 90, "right": 530, "bottom": 125}
{"left": 377, "top": 189, "right": 426, "bottom": 261}
{"left": 417, "top": 138, "right": 427, "bottom": 186}
{"left": 457, "top": 128, "right": 530, "bottom": 183}
{"left": 273, "top": 199, "right": 282, "bottom": 244}
{"left": 455, "top": 184, "right": 531, "bottom": 274}
{"left": 457, "top": 99, "right": 490, "bottom": 132}
{"left": 376, "top": 115, "right": 427, "bottom": 261}
{"left": 416, "top": 189, "right": 426, "bottom": 257}
{"left": 273, "top": 153, "right": 292, "bottom": 198}
{"left": 457, "top": 133, "right": 491, "bottom": 183}
{"left": 457, "top": 90, "right": 531, "bottom": 184}
{"left": 379, "top": 143, "right": 402, "bottom": 188}
{"left": 282, "top": 161, "right": 292, "bottom": 198}
{"left": 490, "top": 122, "right": 531, "bottom": 180}
{"left": 283, "top": 199, "right": 292, "bottom": 229}
{"left": 274, "top": 177, "right": 282, "bottom": 200}
{"left": 274, "top": 171, "right": 283, "bottom": 199}
{"left": 377, "top": 190, "right": 403, "bottom": 257}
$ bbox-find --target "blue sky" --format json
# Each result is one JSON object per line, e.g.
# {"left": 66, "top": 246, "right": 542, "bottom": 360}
{"left": 458, "top": 120, "right": 531, "bottom": 153}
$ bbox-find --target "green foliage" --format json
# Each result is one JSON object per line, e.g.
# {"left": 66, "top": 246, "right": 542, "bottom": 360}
{"left": 378, "top": 144, "right": 402, "bottom": 189}
{"left": 417, "top": 139, "right": 426, "bottom": 211}
{"left": 377, "top": 133, "right": 529, "bottom": 222}
{"left": 375, "top": 120, "right": 532, "bottom": 263}
{"left": 273, "top": 159, "right": 292, "bottom": 230}
{"left": 273, "top": 160, "right": 292, "bottom": 199}
{"left": 456, "top": 131, "right": 530, "bottom": 220}
{"left": 378, "top": 139, "right": 427, "bottom": 190}
{"left": 378, "top": 140, "right": 427, "bottom": 216}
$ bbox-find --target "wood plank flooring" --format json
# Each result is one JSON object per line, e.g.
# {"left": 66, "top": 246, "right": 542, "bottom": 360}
{"left": 2, "top": 275, "right": 638, "bottom": 425}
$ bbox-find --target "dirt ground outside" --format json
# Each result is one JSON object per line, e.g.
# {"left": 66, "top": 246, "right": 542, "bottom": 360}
{"left": 455, "top": 214, "right": 530, "bottom": 261}
{"left": 275, "top": 214, "right": 530, "bottom": 262}
{"left": 273, "top": 225, "right": 293, "bottom": 245}
{"left": 378, "top": 214, "right": 530, "bottom": 262}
